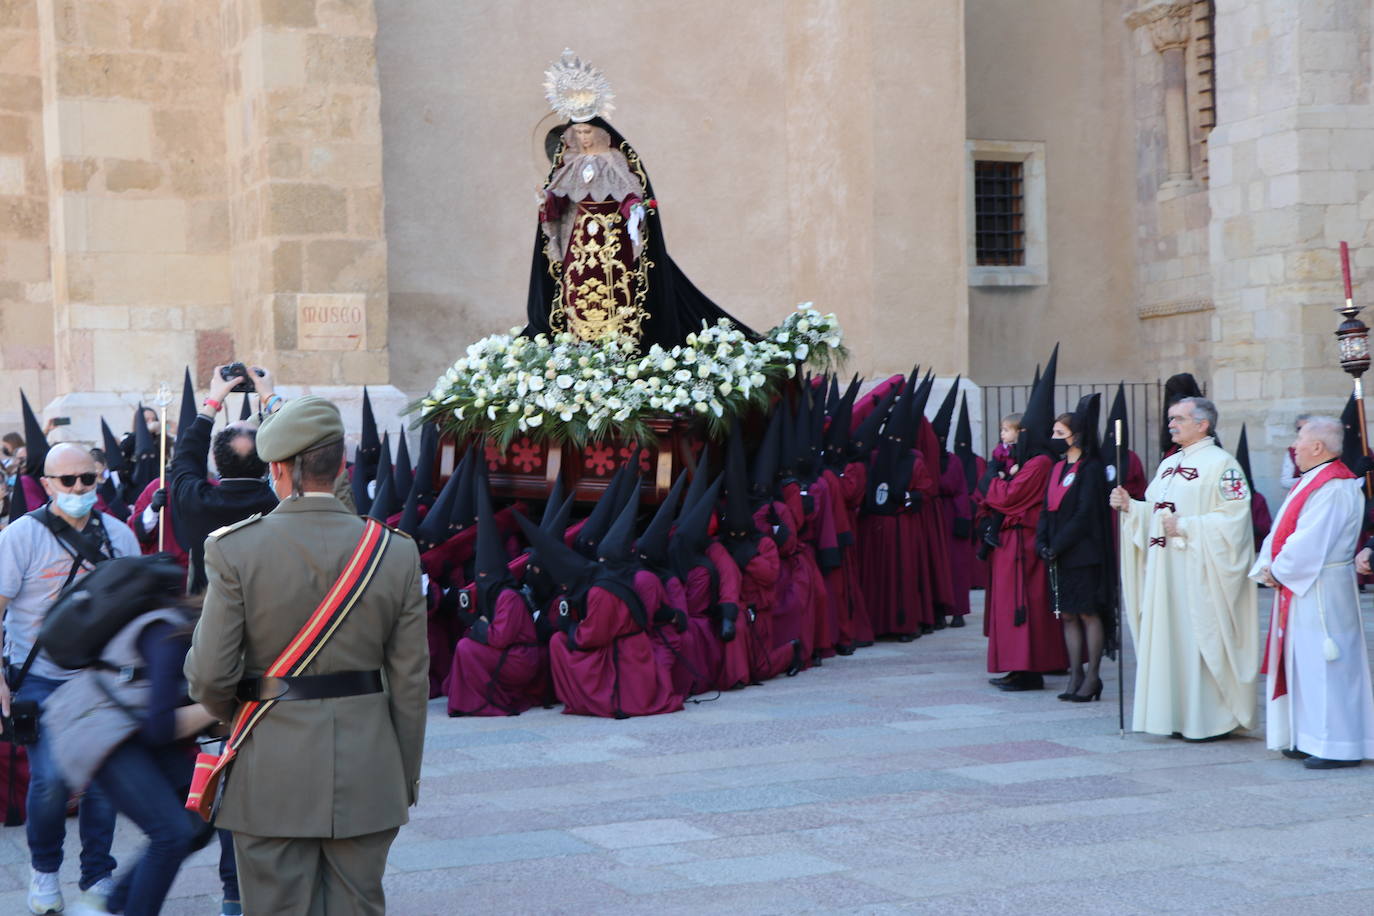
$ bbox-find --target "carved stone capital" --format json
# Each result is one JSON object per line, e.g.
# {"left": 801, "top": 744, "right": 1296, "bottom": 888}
{"left": 1126, "top": 1, "right": 1193, "bottom": 52}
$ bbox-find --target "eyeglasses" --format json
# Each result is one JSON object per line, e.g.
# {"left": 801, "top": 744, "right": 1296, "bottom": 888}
{"left": 44, "top": 473, "right": 98, "bottom": 487}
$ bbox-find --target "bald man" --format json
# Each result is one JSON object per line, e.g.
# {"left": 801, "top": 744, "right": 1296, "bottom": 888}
{"left": 0, "top": 442, "right": 140, "bottom": 913}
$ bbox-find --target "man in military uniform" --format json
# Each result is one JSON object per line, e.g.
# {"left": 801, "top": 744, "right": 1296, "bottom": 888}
{"left": 185, "top": 396, "right": 428, "bottom": 915}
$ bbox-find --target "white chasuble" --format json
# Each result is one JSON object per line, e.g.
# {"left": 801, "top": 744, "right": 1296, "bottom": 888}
{"left": 1251, "top": 468, "right": 1374, "bottom": 759}
{"left": 1120, "top": 438, "right": 1259, "bottom": 738}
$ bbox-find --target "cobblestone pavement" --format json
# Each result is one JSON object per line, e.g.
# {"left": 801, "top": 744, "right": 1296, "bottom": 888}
{"left": 4, "top": 591, "right": 1374, "bottom": 914}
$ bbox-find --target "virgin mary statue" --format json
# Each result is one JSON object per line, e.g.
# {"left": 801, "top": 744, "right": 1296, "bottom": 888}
{"left": 524, "top": 50, "right": 753, "bottom": 350}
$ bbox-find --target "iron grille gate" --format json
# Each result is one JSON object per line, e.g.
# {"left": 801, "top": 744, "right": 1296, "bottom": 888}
{"left": 978, "top": 380, "right": 1205, "bottom": 474}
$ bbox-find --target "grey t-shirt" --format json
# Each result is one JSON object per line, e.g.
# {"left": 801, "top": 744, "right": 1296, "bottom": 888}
{"left": 0, "top": 512, "right": 140, "bottom": 681}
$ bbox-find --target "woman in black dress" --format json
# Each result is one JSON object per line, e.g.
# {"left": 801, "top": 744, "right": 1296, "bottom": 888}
{"left": 1037, "top": 395, "right": 1115, "bottom": 702}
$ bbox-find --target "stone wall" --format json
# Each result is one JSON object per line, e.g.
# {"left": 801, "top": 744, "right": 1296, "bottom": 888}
{"left": 964, "top": 0, "right": 1140, "bottom": 385}
{"left": 1207, "top": 0, "right": 1374, "bottom": 502}
{"left": 0, "top": 0, "right": 54, "bottom": 429}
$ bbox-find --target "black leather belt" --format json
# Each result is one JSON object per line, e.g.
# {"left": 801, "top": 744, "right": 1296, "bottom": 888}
{"left": 235, "top": 670, "right": 383, "bottom": 702}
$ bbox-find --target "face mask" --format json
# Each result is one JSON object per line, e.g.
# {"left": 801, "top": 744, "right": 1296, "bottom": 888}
{"left": 1047, "top": 438, "right": 1070, "bottom": 458}
{"left": 55, "top": 489, "right": 99, "bottom": 518}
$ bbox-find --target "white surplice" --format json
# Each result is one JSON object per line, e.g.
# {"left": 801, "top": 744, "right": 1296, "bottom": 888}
{"left": 1120, "top": 438, "right": 1259, "bottom": 739}
{"left": 1251, "top": 464, "right": 1374, "bottom": 759}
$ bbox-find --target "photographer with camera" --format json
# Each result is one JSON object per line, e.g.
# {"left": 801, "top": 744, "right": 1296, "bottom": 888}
{"left": 165, "top": 366, "right": 279, "bottom": 594}
{"left": 0, "top": 443, "right": 140, "bottom": 914}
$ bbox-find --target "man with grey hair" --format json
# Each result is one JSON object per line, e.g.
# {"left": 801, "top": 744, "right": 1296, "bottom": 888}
{"left": 1110, "top": 396, "right": 1259, "bottom": 741}
{"left": 1258, "top": 415, "right": 1374, "bottom": 768}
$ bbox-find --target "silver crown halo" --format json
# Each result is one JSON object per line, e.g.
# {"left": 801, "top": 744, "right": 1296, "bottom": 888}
{"left": 543, "top": 48, "right": 615, "bottom": 123}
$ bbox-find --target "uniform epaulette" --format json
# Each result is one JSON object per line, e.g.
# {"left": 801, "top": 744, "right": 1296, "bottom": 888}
{"left": 208, "top": 513, "right": 263, "bottom": 539}
{"left": 387, "top": 526, "right": 413, "bottom": 541}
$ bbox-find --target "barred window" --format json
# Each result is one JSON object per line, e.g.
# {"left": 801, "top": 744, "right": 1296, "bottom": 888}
{"left": 974, "top": 160, "right": 1025, "bottom": 267}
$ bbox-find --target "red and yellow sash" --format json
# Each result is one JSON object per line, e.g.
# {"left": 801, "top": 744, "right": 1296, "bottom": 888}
{"left": 186, "top": 519, "right": 392, "bottom": 820}
{"left": 1261, "top": 461, "right": 1356, "bottom": 700}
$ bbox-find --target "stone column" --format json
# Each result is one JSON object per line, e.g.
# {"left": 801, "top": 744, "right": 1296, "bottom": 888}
{"left": 220, "top": 0, "right": 408, "bottom": 438}
{"left": 32, "top": 0, "right": 231, "bottom": 434}
{"left": 1129, "top": 2, "right": 1197, "bottom": 194}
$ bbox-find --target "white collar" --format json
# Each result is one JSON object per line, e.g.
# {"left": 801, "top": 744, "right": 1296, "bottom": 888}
{"left": 1180, "top": 437, "right": 1214, "bottom": 456}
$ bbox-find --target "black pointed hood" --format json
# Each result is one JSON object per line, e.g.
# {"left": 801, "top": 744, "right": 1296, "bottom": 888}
{"left": 358, "top": 387, "right": 380, "bottom": 472}
{"left": 396, "top": 467, "right": 423, "bottom": 537}
{"left": 1236, "top": 424, "right": 1256, "bottom": 489}
{"left": 723, "top": 419, "right": 754, "bottom": 537}
{"left": 672, "top": 473, "right": 723, "bottom": 556}
{"left": 129, "top": 402, "right": 158, "bottom": 492}
{"left": 374, "top": 431, "right": 393, "bottom": 500}
{"left": 904, "top": 373, "right": 935, "bottom": 451}
{"left": 414, "top": 424, "right": 438, "bottom": 506}
{"left": 1162, "top": 373, "right": 1204, "bottom": 455}
{"left": 366, "top": 469, "right": 398, "bottom": 522}
{"left": 350, "top": 444, "right": 373, "bottom": 518}
{"left": 931, "top": 376, "right": 961, "bottom": 448}
{"left": 100, "top": 419, "right": 126, "bottom": 474}
{"left": 597, "top": 475, "right": 641, "bottom": 565}
{"left": 447, "top": 443, "right": 478, "bottom": 532}
{"left": 1101, "top": 382, "right": 1129, "bottom": 455}
{"left": 392, "top": 431, "right": 413, "bottom": 501}
{"left": 473, "top": 461, "right": 512, "bottom": 612}
{"left": 416, "top": 449, "right": 466, "bottom": 549}
{"left": 97, "top": 475, "right": 129, "bottom": 522}
{"left": 777, "top": 395, "right": 798, "bottom": 479}
{"left": 7, "top": 467, "right": 29, "bottom": 523}
{"left": 514, "top": 510, "right": 595, "bottom": 595}
{"left": 682, "top": 447, "right": 712, "bottom": 516}
{"left": 574, "top": 458, "right": 634, "bottom": 557}
{"left": 1070, "top": 393, "right": 1102, "bottom": 462}
{"left": 238, "top": 391, "right": 253, "bottom": 421}
{"left": 541, "top": 474, "right": 566, "bottom": 528}
{"left": 543, "top": 491, "right": 575, "bottom": 535}
{"left": 636, "top": 471, "right": 686, "bottom": 567}
{"left": 849, "top": 384, "right": 899, "bottom": 461}
{"left": 824, "top": 375, "right": 861, "bottom": 466}
{"left": 750, "top": 410, "right": 782, "bottom": 502}
{"left": 1015, "top": 345, "right": 1059, "bottom": 465}
{"left": 20, "top": 391, "right": 49, "bottom": 477}
{"left": 177, "top": 367, "right": 198, "bottom": 443}
{"left": 1341, "top": 394, "right": 1370, "bottom": 476}
{"left": 953, "top": 394, "right": 978, "bottom": 491}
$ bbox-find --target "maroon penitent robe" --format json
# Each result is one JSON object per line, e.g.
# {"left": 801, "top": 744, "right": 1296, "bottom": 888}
{"left": 736, "top": 534, "right": 794, "bottom": 682}
{"left": 550, "top": 584, "right": 682, "bottom": 718}
{"left": 446, "top": 587, "right": 547, "bottom": 717}
{"left": 984, "top": 454, "right": 1069, "bottom": 673}
{"left": 643, "top": 571, "right": 693, "bottom": 700}
{"left": 767, "top": 497, "right": 827, "bottom": 665}
{"left": 938, "top": 454, "right": 973, "bottom": 619}
{"left": 706, "top": 541, "right": 752, "bottom": 690}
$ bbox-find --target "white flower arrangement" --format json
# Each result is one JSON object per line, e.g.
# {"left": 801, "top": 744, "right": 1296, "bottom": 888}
{"left": 410, "top": 304, "right": 846, "bottom": 447}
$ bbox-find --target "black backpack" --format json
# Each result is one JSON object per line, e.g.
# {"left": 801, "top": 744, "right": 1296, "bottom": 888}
{"left": 39, "top": 554, "right": 186, "bottom": 670}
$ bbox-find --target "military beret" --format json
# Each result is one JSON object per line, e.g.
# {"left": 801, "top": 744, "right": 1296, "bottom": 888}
{"left": 255, "top": 395, "right": 345, "bottom": 462}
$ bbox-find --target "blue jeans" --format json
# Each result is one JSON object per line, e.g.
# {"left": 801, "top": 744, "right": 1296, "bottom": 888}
{"left": 16, "top": 672, "right": 117, "bottom": 889}
{"left": 94, "top": 740, "right": 205, "bottom": 916}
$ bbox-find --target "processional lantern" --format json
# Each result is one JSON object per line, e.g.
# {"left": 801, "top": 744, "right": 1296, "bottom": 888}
{"left": 1336, "top": 241, "right": 1372, "bottom": 495}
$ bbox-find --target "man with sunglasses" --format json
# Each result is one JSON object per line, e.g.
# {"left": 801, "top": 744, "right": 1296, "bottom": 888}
{"left": 0, "top": 443, "right": 139, "bottom": 914}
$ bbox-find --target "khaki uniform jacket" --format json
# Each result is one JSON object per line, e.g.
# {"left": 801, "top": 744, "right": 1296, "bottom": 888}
{"left": 185, "top": 495, "right": 428, "bottom": 839}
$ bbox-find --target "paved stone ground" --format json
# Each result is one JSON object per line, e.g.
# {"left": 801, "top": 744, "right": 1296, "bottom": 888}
{"left": 3, "top": 590, "right": 1374, "bottom": 914}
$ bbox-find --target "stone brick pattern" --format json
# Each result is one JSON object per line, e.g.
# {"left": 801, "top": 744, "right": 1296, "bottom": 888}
{"left": 0, "top": 0, "right": 55, "bottom": 424}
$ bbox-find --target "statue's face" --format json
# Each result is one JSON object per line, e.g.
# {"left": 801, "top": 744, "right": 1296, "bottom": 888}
{"left": 572, "top": 124, "right": 600, "bottom": 153}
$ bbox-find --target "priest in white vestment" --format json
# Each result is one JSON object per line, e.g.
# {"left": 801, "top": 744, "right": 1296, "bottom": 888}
{"left": 1111, "top": 397, "right": 1259, "bottom": 740}
{"left": 1257, "top": 416, "right": 1374, "bottom": 768}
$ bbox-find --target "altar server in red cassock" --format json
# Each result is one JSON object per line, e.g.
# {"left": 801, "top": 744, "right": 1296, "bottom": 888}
{"left": 983, "top": 347, "right": 1070, "bottom": 691}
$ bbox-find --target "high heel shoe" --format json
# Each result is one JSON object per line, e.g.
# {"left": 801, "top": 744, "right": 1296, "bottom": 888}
{"left": 1057, "top": 675, "right": 1084, "bottom": 701}
{"left": 1067, "top": 678, "right": 1103, "bottom": 702}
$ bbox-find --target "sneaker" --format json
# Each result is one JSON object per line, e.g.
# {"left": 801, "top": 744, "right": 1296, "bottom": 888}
{"left": 27, "top": 868, "right": 63, "bottom": 914}
{"left": 74, "top": 876, "right": 114, "bottom": 915}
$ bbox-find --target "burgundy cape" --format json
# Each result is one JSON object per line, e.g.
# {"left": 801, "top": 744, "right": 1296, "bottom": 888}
{"left": 767, "top": 497, "right": 827, "bottom": 666}
{"left": 861, "top": 454, "right": 929, "bottom": 637}
{"left": 644, "top": 572, "right": 694, "bottom": 700}
{"left": 832, "top": 462, "right": 874, "bottom": 646}
{"left": 446, "top": 587, "right": 547, "bottom": 716}
{"left": 983, "top": 454, "right": 1068, "bottom": 673}
{"left": 792, "top": 477, "right": 841, "bottom": 659}
{"left": 911, "top": 423, "right": 955, "bottom": 623}
{"left": 131, "top": 477, "right": 191, "bottom": 569}
{"left": 736, "top": 534, "right": 794, "bottom": 681}
{"left": 550, "top": 584, "right": 683, "bottom": 718}
{"left": 937, "top": 454, "right": 973, "bottom": 618}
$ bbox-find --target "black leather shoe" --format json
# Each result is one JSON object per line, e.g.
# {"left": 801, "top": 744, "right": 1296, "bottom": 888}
{"left": 1303, "top": 757, "right": 1361, "bottom": 770}
{"left": 948, "top": 616, "right": 966, "bottom": 628}
{"left": 835, "top": 643, "right": 855, "bottom": 656}
{"left": 1183, "top": 732, "right": 1233, "bottom": 743}
{"left": 896, "top": 633, "right": 917, "bottom": 643}
{"left": 933, "top": 617, "right": 947, "bottom": 630}
{"left": 785, "top": 639, "right": 804, "bottom": 677}
{"left": 997, "top": 672, "right": 1044, "bottom": 692}
{"left": 989, "top": 672, "right": 1018, "bottom": 686}
{"left": 1281, "top": 748, "right": 1311, "bottom": 760}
